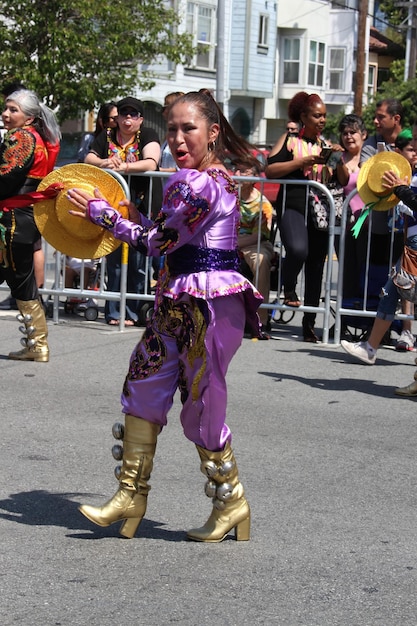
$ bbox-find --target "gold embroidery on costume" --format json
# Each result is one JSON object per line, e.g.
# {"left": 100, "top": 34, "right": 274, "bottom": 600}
{"left": 9, "top": 210, "right": 16, "bottom": 271}
{"left": 160, "top": 297, "right": 207, "bottom": 402}
{"left": 187, "top": 301, "right": 207, "bottom": 401}
{"left": 123, "top": 296, "right": 208, "bottom": 403}
{"left": 0, "top": 128, "right": 35, "bottom": 176}
{"left": 123, "top": 325, "right": 167, "bottom": 395}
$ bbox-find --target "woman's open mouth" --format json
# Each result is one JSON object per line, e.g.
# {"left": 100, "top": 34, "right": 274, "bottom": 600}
{"left": 176, "top": 150, "right": 188, "bottom": 161}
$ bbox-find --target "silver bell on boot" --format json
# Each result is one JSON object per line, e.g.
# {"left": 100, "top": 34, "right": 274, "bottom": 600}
{"left": 78, "top": 415, "right": 160, "bottom": 539}
{"left": 187, "top": 442, "right": 250, "bottom": 543}
{"left": 8, "top": 299, "right": 49, "bottom": 362}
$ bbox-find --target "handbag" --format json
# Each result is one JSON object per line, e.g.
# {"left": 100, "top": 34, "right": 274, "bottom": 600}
{"left": 309, "top": 182, "right": 344, "bottom": 231}
{"left": 392, "top": 243, "right": 417, "bottom": 303}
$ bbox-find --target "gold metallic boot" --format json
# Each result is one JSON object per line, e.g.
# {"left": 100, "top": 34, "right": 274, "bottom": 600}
{"left": 79, "top": 415, "right": 160, "bottom": 539}
{"left": 8, "top": 299, "right": 49, "bottom": 362}
{"left": 187, "top": 442, "right": 250, "bottom": 543}
{"left": 395, "top": 364, "right": 417, "bottom": 397}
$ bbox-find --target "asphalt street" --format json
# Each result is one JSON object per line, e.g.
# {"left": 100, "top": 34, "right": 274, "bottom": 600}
{"left": 1, "top": 306, "right": 417, "bottom": 625}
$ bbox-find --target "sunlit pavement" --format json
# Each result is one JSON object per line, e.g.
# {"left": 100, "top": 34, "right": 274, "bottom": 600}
{"left": 1, "top": 311, "right": 417, "bottom": 625}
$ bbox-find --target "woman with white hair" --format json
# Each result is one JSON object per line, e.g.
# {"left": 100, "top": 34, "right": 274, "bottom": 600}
{"left": 0, "top": 89, "right": 61, "bottom": 362}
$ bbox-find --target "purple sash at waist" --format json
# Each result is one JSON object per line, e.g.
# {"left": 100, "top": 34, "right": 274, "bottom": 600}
{"left": 167, "top": 244, "right": 240, "bottom": 276}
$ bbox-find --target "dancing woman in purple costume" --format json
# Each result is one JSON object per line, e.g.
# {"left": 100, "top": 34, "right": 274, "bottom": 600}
{"left": 67, "top": 91, "right": 263, "bottom": 541}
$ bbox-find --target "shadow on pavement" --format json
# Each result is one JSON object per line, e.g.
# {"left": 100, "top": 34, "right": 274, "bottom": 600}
{"left": 259, "top": 369, "right": 399, "bottom": 398}
{"left": 0, "top": 489, "right": 185, "bottom": 541}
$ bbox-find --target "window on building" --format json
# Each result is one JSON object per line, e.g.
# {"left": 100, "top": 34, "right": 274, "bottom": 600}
{"left": 308, "top": 40, "right": 325, "bottom": 87}
{"left": 329, "top": 47, "right": 345, "bottom": 90}
{"left": 186, "top": 1, "right": 216, "bottom": 70}
{"left": 331, "top": 0, "right": 358, "bottom": 7}
{"left": 377, "top": 67, "right": 390, "bottom": 89}
{"left": 258, "top": 14, "right": 269, "bottom": 48}
{"left": 231, "top": 108, "right": 251, "bottom": 139}
{"left": 367, "top": 64, "right": 376, "bottom": 97}
{"left": 283, "top": 38, "right": 300, "bottom": 84}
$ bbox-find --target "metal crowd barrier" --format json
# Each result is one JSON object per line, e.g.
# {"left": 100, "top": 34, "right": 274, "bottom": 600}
{"left": 247, "top": 179, "right": 410, "bottom": 345}
{"left": 333, "top": 187, "right": 412, "bottom": 344}
{"left": 0, "top": 169, "right": 406, "bottom": 342}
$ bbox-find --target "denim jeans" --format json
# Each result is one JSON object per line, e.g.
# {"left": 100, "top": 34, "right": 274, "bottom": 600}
{"left": 104, "top": 246, "right": 146, "bottom": 323}
{"left": 376, "top": 234, "right": 417, "bottom": 321}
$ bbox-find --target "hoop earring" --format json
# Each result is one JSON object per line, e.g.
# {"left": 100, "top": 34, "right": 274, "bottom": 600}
{"left": 208, "top": 140, "right": 216, "bottom": 152}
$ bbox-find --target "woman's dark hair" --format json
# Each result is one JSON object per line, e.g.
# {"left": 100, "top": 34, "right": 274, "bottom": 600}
{"left": 338, "top": 113, "right": 367, "bottom": 143}
{"left": 231, "top": 154, "right": 262, "bottom": 176}
{"left": 288, "top": 91, "right": 323, "bottom": 124}
{"left": 171, "top": 90, "right": 259, "bottom": 170}
{"left": 163, "top": 91, "right": 184, "bottom": 109}
{"left": 94, "top": 101, "right": 117, "bottom": 137}
{"left": 395, "top": 128, "right": 413, "bottom": 151}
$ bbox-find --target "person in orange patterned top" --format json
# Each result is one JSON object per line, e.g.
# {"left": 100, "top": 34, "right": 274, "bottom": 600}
{"left": 0, "top": 89, "right": 61, "bottom": 361}
{"left": 85, "top": 97, "right": 161, "bottom": 325}
{"left": 234, "top": 155, "right": 274, "bottom": 337}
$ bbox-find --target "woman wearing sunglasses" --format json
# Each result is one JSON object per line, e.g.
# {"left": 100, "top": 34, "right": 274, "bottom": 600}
{"left": 85, "top": 97, "right": 161, "bottom": 325}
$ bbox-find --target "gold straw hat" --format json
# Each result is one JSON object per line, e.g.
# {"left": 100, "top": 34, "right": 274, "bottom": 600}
{"left": 357, "top": 151, "right": 412, "bottom": 211}
{"left": 34, "top": 164, "right": 128, "bottom": 258}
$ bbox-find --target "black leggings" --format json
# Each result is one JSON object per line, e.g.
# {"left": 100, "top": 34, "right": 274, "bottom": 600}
{"left": 0, "top": 207, "right": 40, "bottom": 301}
{"left": 279, "top": 208, "right": 328, "bottom": 324}
{"left": 0, "top": 242, "right": 38, "bottom": 301}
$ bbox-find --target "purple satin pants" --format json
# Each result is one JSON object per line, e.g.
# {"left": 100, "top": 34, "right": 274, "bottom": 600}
{"left": 121, "top": 293, "right": 245, "bottom": 451}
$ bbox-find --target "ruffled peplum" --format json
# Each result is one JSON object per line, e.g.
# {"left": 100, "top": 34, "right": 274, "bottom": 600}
{"left": 161, "top": 270, "right": 263, "bottom": 336}
{"left": 162, "top": 269, "right": 262, "bottom": 302}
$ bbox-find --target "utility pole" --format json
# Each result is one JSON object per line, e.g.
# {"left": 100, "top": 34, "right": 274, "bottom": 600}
{"left": 354, "top": 0, "right": 368, "bottom": 116}
{"left": 401, "top": 0, "right": 417, "bottom": 80}
{"left": 216, "top": 0, "right": 226, "bottom": 112}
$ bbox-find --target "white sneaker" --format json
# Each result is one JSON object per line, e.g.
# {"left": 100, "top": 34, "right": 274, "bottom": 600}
{"left": 341, "top": 340, "right": 376, "bottom": 365}
{"left": 395, "top": 330, "right": 415, "bottom": 352}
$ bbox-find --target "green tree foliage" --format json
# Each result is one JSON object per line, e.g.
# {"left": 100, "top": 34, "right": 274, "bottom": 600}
{"left": 323, "top": 110, "right": 347, "bottom": 143}
{"left": 0, "top": 0, "right": 194, "bottom": 122}
{"left": 379, "top": 1, "right": 407, "bottom": 27}
{"left": 378, "top": 1, "right": 407, "bottom": 45}
{"left": 325, "top": 60, "right": 417, "bottom": 141}
{"left": 361, "top": 60, "right": 417, "bottom": 131}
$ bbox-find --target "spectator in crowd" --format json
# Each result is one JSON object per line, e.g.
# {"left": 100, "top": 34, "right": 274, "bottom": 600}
{"left": 343, "top": 98, "right": 405, "bottom": 347}
{"left": 85, "top": 96, "right": 161, "bottom": 325}
{"left": 338, "top": 114, "right": 367, "bottom": 220}
{"left": 234, "top": 155, "right": 274, "bottom": 338}
{"left": 341, "top": 149, "right": 416, "bottom": 365}
{"left": 77, "top": 101, "right": 118, "bottom": 163}
{"left": 336, "top": 114, "right": 367, "bottom": 303}
{"left": 390, "top": 129, "right": 417, "bottom": 351}
{"left": 286, "top": 121, "right": 299, "bottom": 136}
{"left": 361, "top": 98, "right": 404, "bottom": 162}
{"left": 265, "top": 91, "right": 341, "bottom": 342}
{"left": 159, "top": 92, "right": 184, "bottom": 172}
{"left": 0, "top": 89, "right": 61, "bottom": 361}
{"left": 64, "top": 257, "right": 99, "bottom": 290}
{"left": 342, "top": 128, "right": 417, "bottom": 349}
{"left": 360, "top": 98, "right": 404, "bottom": 264}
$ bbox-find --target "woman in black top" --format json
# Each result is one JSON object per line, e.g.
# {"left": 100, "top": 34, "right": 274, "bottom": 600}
{"left": 85, "top": 96, "right": 161, "bottom": 325}
{"left": 266, "top": 91, "right": 337, "bottom": 342}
